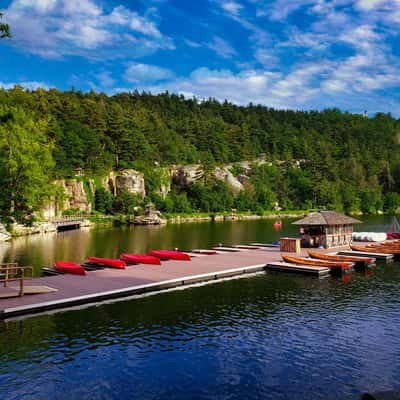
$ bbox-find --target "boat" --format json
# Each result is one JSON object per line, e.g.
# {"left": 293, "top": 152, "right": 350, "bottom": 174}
{"left": 273, "top": 221, "right": 282, "bottom": 229}
{"left": 307, "top": 250, "right": 375, "bottom": 266}
{"left": 350, "top": 245, "right": 400, "bottom": 255}
{"left": 42, "top": 267, "right": 64, "bottom": 276}
{"left": 120, "top": 254, "right": 161, "bottom": 265}
{"left": 148, "top": 250, "right": 191, "bottom": 261}
{"left": 387, "top": 216, "right": 400, "bottom": 239}
{"left": 54, "top": 261, "right": 86, "bottom": 276}
{"left": 87, "top": 257, "right": 126, "bottom": 269}
{"left": 191, "top": 249, "right": 218, "bottom": 255}
{"left": 282, "top": 255, "right": 350, "bottom": 270}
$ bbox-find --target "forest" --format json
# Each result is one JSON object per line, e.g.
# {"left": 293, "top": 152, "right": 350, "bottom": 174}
{"left": 0, "top": 86, "right": 399, "bottom": 222}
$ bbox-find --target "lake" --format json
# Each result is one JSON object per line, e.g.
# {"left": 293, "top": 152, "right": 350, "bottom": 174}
{"left": 0, "top": 215, "right": 399, "bottom": 399}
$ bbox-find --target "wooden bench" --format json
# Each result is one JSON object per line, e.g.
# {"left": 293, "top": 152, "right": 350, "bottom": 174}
{"left": 0, "top": 263, "right": 33, "bottom": 297}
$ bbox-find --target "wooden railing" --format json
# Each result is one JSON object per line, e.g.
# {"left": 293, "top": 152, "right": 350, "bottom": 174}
{"left": 0, "top": 263, "right": 33, "bottom": 297}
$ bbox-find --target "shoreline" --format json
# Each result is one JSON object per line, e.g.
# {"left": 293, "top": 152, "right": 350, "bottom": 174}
{"left": 0, "top": 210, "right": 390, "bottom": 241}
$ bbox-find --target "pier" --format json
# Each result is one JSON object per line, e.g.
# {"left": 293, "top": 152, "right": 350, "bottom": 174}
{"left": 0, "top": 243, "right": 395, "bottom": 320}
{"left": 0, "top": 247, "right": 337, "bottom": 320}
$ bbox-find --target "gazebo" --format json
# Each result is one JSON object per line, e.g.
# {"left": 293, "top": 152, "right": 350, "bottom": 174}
{"left": 293, "top": 211, "right": 362, "bottom": 248}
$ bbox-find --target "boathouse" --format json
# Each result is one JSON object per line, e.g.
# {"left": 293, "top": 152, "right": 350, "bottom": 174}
{"left": 293, "top": 211, "right": 362, "bottom": 248}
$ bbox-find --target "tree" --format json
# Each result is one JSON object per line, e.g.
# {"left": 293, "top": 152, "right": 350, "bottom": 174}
{"left": 0, "top": 106, "right": 55, "bottom": 222}
{"left": 94, "top": 188, "right": 114, "bottom": 214}
{"left": 0, "top": 13, "right": 11, "bottom": 39}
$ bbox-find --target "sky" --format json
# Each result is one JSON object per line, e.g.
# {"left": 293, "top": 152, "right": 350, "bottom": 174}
{"left": 1, "top": 0, "right": 400, "bottom": 115}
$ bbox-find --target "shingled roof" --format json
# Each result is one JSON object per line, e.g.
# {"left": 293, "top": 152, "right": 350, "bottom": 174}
{"left": 292, "top": 211, "right": 362, "bottom": 226}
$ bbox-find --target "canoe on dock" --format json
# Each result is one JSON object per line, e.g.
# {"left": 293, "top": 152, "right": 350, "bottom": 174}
{"left": 282, "top": 255, "right": 351, "bottom": 270}
{"left": 191, "top": 249, "right": 218, "bottom": 255}
{"left": 87, "top": 257, "right": 126, "bottom": 269}
{"left": 351, "top": 245, "right": 400, "bottom": 255}
{"left": 120, "top": 254, "right": 161, "bottom": 265}
{"left": 307, "top": 251, "right": 375, "bottom": 266}
{"left": 148, "top": 250, "right": 191, "bottom": 261}
{"left": 54, "top": 261, "right": 86, "bottom": 276}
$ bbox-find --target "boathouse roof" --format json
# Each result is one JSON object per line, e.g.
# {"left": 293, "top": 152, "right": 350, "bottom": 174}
{"left": 292, "top": 211, "right": 362, "bottom": 226}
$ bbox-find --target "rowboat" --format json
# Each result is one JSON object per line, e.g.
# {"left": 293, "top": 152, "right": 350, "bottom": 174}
{"left": 351, "top": 245, "right": 400, "bottom": 255}
{"left": 148, "top": 250, "right": 191, "bottom": 261}
{"left": 307, "top": 251, "right": 375, "bottom": 266}
{"left": 282, "top": 255, "right": 350, "bottom": 270}
{"left": 87, "top": 257, "right": 126, "bottom": 269}
{"left": 120, "top": 254, "right": 161, "bottom": 265}
{"left": 54, "top": 261, "right": 86, "bottom": 276}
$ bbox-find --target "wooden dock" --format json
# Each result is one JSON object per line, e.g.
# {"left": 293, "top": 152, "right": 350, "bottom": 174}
{"left": 266, "top": 262, "right": 330, "bottom": 277}
{"left": 338, "top": 250, "right": 394, "bottom": 261}
{"left": 0, "top": 244, "right": 390, "bottom": 320}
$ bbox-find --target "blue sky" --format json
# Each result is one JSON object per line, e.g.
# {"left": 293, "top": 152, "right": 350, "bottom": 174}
{"left": 1, "top": 0, "right": 400, "bottom": 114}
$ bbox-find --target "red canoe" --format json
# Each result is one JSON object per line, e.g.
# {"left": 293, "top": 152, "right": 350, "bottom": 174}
{"left": 148, "top": 250, "right": 191, "bottom": 261}
{"left": 87, "top": 257, "right": 126, "bottom": 269}
{"left": 120, "top": 254, "right": 161, "bottom": 265}
{"left": 54, "top": 261, "right": 86, "bottom": 276}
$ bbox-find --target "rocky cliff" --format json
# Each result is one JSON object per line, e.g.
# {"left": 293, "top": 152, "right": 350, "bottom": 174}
{"left": 41, "top": 157, "right": 295, "bottom": 218}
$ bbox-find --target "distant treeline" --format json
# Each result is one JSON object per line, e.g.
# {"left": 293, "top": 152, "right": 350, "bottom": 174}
{"left": 0, "top": 86, "right": 400, "bottom": 222}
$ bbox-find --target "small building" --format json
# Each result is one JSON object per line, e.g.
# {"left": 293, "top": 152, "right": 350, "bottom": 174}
{"left": 292, "top": 211, "right": 362, "bottom": 248}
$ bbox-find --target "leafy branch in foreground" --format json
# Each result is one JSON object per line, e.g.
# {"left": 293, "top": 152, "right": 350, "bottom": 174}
{"left": 0, "top": 13, "right": 11, "bottom": 39}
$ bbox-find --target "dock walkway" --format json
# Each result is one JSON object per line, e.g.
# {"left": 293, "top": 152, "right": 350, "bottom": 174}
{"left": 0, "top": 249, "right": 285, "bottom": 320}
{"left": 1, "top": 244, "right": 391, "bottom": 320}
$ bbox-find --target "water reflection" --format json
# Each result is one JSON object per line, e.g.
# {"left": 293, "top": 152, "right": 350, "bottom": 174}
{"left": 0, "top": 264, "right": 400, "bottom": 399}
{"left": 0, "top": 219, "right": 298, "bottom": 275}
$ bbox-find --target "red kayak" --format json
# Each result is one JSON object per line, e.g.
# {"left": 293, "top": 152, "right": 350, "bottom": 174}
{"left": 54, "top": 261, "right": 86, "bottom": 276}
{"left": 148, "top": 250, "right": 191, "bottom": 261}
{"left": 87, "top": 257, "right": 126, "bottom": 269}
{"left": 120, "top": 254, "right": 161, "bottom": 265}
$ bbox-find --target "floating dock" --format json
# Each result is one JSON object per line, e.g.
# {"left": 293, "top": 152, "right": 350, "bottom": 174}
{"left": 266, "top": 262, "right": 330, "bottom": 277}
{"left": 0, "top": 244, "right": 393, "bottom": 320}
{"left": 0, "top": 249, "right": 285, "bottom": 320}
{"left": 338, "top": 250, "right": 394, "bottom": 261}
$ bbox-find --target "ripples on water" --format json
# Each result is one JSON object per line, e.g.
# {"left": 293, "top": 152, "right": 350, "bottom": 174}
{"left": 0, "top": 262, "right": 400, "bottom": 400}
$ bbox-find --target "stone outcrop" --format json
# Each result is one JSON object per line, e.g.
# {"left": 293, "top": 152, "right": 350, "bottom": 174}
{"left": 213, "top": 167, "right": 244, "bottom": 193}
{"left": 107, "top": 170, "right": 146, "bottom": 198}
{"left": 171, "top": 165, "right": 204, "bottom": 188}
{"left": 0, "top": 223, "right": 11, "bottom": 242}
{"left": 58, "top": 179, "right": 92, "bottom": 213}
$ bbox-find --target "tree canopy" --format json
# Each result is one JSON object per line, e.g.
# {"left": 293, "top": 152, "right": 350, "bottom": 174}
{"left": 0, "top": 87, "right": 399, "bottom": 218}
{"left": 0, "top": 13, "right": 11, "bottom": 39}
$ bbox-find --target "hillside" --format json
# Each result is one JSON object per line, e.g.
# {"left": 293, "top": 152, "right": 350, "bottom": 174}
{"left": 0, "top": 87, "right": 400, "bottom": 222}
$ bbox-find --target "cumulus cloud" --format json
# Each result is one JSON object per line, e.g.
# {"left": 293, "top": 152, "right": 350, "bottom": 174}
{"left": 2, "top": 0, "right": 174, "bottom": 59}
{"left": 0, "top": 81, "right": 49, "bottom": 90}
{"left": 124, "top": 63, "right": 175, "bottom": 84}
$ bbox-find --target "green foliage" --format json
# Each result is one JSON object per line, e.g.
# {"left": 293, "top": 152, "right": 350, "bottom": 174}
{"left": 0, "top": 13, "right": 11, "bottom": 39}
{"left": 112, "top": 191, "right": 141, "bottom": 215}
{"left": 0, "top": 106, "right": 55, "bottom": 222}
{"left": 384, "top": 192, "right": 400, "bottom": 214}
{"left": 95, "top": 188, "right": 114, "bottom": 214}
{"left": 0, "top": 88, "right": 399, "bottom": 217}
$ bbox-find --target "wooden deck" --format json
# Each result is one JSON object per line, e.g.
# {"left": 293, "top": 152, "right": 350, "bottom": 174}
{"left": 0, "top": 243, "right": 394, "bottom": 320}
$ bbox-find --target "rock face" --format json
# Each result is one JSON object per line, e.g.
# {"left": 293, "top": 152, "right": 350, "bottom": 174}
{"left": 108, "top": 170, "right": 146, "bottom": 198}
{"left": 59, "top": 180, "right": 92, "bottom": 213}
{"left": 213, "top": 167, "right": 244, "bottom": 193}
{"left": 0, "top": 223, "right": 11, "bottom": 242}
{"left": 171, "top": 165, "right": 204, "bottom": 188}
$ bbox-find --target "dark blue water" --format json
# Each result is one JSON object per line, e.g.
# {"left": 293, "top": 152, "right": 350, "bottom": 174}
{"left": 1, "top": 264, "right": 400, "bottom": 399}
{"left": 0, "top": 217, "right": 399, "bottom": 399}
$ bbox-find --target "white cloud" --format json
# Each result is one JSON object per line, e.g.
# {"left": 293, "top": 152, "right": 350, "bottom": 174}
{"left": 95, "top": 71, "right": 115, "bottom": 87}
{"left": 3, "top": 0, "right": 174, "bottom": 59}
{"left": 124, "top": 63, "right": 174, "bottom": 84}
{"left": 207, "top": 36, "right": 237, "bottom": 58}
{"left": 0, "top": 81, "right": 49, "bottom": 90}
{"left": 220, "top": 1, "right": 243, "bottom": 15}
